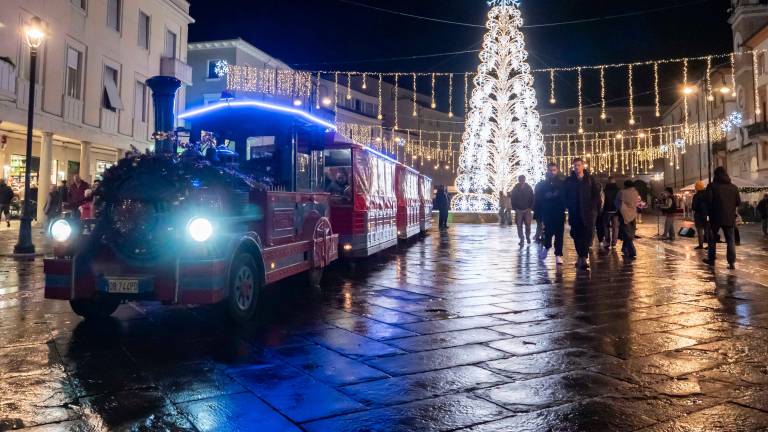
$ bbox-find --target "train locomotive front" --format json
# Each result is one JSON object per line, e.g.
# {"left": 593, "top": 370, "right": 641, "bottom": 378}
{"left": 43, "top": 76, "right": 339, "bottom": 322}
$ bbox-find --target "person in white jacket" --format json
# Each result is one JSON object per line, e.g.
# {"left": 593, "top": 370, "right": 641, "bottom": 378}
{"left": 617, "top": 180, "right": 641, "bottom": 260}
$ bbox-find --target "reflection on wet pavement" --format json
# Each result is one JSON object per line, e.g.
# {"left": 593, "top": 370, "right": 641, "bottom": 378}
{"left": 3, "top": 223, "right": 768, "bottom": 431}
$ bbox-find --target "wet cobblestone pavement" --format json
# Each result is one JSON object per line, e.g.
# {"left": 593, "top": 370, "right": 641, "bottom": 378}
{"left": 3, "top": 220, "right": 768, "bottom": 431}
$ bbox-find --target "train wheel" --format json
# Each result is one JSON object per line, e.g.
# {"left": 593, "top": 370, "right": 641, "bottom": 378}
{"left": 227, "top": 253, "right": 260, "bottom": 324}
{"left": 69, "top": 298, "right": 120, "bottom": 320}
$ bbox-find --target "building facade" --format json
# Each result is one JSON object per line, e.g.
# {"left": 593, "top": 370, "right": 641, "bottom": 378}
{"left": 0, "top": 0, "right": 192, "bottom": 218}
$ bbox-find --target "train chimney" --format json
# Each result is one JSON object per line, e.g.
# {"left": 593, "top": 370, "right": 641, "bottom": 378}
{"left": 146, "top": 76, "right": 182, "bottom": 155}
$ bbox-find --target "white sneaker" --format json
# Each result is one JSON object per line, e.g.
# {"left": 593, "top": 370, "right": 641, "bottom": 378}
{"left": 538, "top": 247, "right": 548, "bottom": 261}
{"left": 555, "top": 256, "right": 564, "bottom": 265}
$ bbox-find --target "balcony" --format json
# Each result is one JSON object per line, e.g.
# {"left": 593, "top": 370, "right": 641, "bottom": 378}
{"left": 100, "top": 108, "right": 118, "bottom": 134}
{"left": 63, "top": 95, "right": 83, "bottom": 125}
{"left": 16, "top": 78, "right": 42, "bottom": 111}
{"left": 160, "top": 57, "right": 192, "bottom": 85}
{"left": 0, "top": 60, "right": 16, "bottom": 98}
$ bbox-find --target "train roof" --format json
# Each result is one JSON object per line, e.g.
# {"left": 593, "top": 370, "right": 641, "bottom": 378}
{"left": 327, "top": 135, "right": 423, "bottom": 176}
{"left": 179, "top": 100, "right": 337, "bottom": 131}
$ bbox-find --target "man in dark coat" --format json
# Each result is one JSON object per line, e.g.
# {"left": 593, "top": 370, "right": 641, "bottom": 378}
{"left": 535, "top": 163, "right": 566, "bottom": 265}
{"left": 0, "top": 179, "right": 14, "bottom": 228}
{"left": 601, "top": 178, "right": 620, "bottom": 249}
{"left": 703, "top": 167, "right": 741, "bottom": 269}
{"left": 511, "top": 175, "right": 535, "bottom": 245}
{"left": 563, "top": 158, "right": 602, "bottom": 270}
{"left": 434, "top": 185, "right": 450, "bottom": 231}
{"left": 757, "top": 194, "right": 768, "bottom": 236}
{"left": 691, "top": 181, "right": 708, "bottom": 249}
{"left": 68, "top": 174, "right": 90, "bottom": 216}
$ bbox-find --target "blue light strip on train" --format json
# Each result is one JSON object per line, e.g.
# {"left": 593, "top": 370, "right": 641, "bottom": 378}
{"left": 179, "top": 101, "right": 337, "bottom": 130}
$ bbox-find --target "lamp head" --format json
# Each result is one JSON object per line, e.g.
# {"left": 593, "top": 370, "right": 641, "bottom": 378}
{"left": 24, "top": 16, "right": 45, "bottom": 49}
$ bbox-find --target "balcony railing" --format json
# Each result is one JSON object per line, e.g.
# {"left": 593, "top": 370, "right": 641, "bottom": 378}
{"left": 160, "top": 57, "right": 192, "bottom": 85}
{"left": 0, "top": 60, "right": 16, "bottom": 98}
{"left": 100, "top": 108, "right": 118, "bottom": 134}
{"left": 746, "top": 121, "right": 768, "bottom": 138}
{"left": 63, "top": 95, "right": 83, "bottom": 125}
{"left": 16, "top": 78, "right": 42, "bottom": 110}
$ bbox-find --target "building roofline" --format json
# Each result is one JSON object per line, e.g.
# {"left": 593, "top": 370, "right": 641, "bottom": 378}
{"left": 188, "top": 39, "right": 290, "bottom": 69}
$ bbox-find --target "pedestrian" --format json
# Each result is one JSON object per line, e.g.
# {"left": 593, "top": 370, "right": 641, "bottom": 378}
{"left": 660, "top": 187, "right": 677, "bottom": 241}
{"left": 601, "top": 177, "right": 620, "bottom": 249}
{"left": 434, "top": 185, "right": 450, "bottom": 231}
{"left": 563, "top": 158, "right": 602, "bottom": 270}
{"left": 691, "top": 181, "right": 709, "bottom": 249}
{"left": 535, "top": 163, "right": 566, "bottom": 265}
{"left": 511, "top": 175, "right": 534, "bottom": 245}
{"left": 43, "top": 183, "right": 63, "bottom": 224}
{"left": 498, "top": 191, "right": 510, "bottom": 226}
{"left": 0, "top": 179, "right": 14, "bottom": 228}
{"left": 79, "top": 189, "right": 94, "bottom": 220}
{"left": 617, "top": 180, "right": 641, "bottom": 260}
{"left": 68, "top": 174, "right": 90, "bottom": 218}
{"left": 757, "top": 194, "right": 768, "bottom": 236}
{"left": 703, "top": 167, "right": 740, "bottom": 269}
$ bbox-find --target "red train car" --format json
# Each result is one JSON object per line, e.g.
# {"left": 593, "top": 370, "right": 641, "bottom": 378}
{"left": 419, "top": 174, "right": 433, "bottom": 234}
{"left": 324, "top": 137, "right": 398, "bottom": 257}
{"left": 396, "top": 164, "right": 421, "bottom": 240}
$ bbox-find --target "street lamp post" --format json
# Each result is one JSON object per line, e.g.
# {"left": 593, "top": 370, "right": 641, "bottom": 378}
{"left": 14, "top": 17, "right": 45, "bottom": 255}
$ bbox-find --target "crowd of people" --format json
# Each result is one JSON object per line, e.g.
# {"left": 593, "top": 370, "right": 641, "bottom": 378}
{"left": 486, "top": 160, "right": 745, "bottom": 270}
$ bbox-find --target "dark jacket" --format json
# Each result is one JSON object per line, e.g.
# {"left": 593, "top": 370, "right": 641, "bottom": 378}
{"left": 563, "top": 171, "right": 602, "bottom": 228}
{"left": 602, "top": 183, "right": 620, "bottom": 213}
{"left": 534, "top": 176, "right": 565, "bottom": 223}
{"left": 691, "top": 190, "right": 708, "bottom": 224}
{"left": 434, "top": 189, "right": 449, "bottom": 211}
{"left": 510, "top": 183, "right": 534, "bottom": 211}
{"left": 706, "top": 171, "right": 741, "bottom": 227}
{"left": 0, "top": 183, "right": 13, "bottom": 206}
{"left": 44, "top": 189, "right": 62, "bottom": 216}
{"left": 757, "top": 198, "right": 768, "bottom": 219}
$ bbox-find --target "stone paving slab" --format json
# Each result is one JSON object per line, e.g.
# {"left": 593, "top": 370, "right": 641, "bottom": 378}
{"left": 4, "top": 222, "right": 768, "bottom": 430}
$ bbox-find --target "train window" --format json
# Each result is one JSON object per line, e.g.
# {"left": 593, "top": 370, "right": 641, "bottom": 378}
{"left": 296, "top": 152, "right": 312, "bottom": 192}
{"left": 323, "top": 149, "right": 352, "bottom": 203}
{"left": 241, "top": 136, "right": 278, "bottom": 189}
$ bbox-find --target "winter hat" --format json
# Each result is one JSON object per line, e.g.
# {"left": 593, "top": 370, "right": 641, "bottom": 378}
{"left": 695, "top": 181, "right": 705, "bottom": 191}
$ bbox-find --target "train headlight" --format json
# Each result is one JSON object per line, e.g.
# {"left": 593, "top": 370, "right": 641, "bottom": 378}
{"left": 187, "top": 217, "right": 213, "bottom": 242}
{"left": 50, "top": 219, "right": 73, "bottom": 242}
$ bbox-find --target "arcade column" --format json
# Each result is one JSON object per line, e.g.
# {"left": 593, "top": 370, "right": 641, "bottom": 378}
{"left": 79, "top": 140, "right": 92, "bottom": 183}
{"left": 36, "top": 131, "right": 53, "bottom": 224}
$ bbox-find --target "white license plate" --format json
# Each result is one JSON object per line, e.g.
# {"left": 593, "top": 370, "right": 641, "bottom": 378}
{"left": 107, "top": 279, "right": 139, "bottom": 294}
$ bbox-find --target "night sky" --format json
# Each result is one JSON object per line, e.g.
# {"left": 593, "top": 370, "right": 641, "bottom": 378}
{"left": 188, "top": 0, "right": 734, "bottom": 109}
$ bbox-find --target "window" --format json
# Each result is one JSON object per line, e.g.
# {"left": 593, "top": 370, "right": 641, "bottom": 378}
{"left": 549, "top": 118, "right": 557, "bottom": 126}
{"left": 635, "top": 116, "right": 642, "bottom": 125}
{"left": 134, "top": 81, "right": 147, "bottom": 122}
{"left": 762, "top": 142, "right": 768, "bottom": 161}
{"left": 107, "top": 0, "right": 121, "bottom": 31}
{"left": 164, "top": 30, "right": 177, "bottom": 59}
{"left": 605, "top": 116, "right": 613, "bottom": 124}
{"left": 207, "top": 60, "right": 223, "bottom": 79}
{"left": 586, "top": 117, "right": 594, "bottom": 126}
{"left": 138, "top": 11, "right": 150, "bottom": 50}
{"left": 102, "top": 65, "right": 123, "bottom": 111}
{"left": 567, "top": 118, "right": 575, "bottom": 125}
{"left": 65, "top": 47, "right": 83, "bottom": 99}
{"left": 760, "top": 53, "right": 767, "bottom": 76}
{"left": 355, "top": 99, "right": 362, "bottom": 112}
{"left": 71, "top": 0, "right": 86, "bottom": 11}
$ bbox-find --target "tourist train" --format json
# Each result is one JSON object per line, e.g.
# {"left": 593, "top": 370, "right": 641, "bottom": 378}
{"left": 43, "top": 76, "right": 431, "bottom": 323}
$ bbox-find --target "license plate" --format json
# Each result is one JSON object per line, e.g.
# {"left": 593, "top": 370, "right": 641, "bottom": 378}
{"left": 107, "top": 279, "right": 139, "bottom": 294}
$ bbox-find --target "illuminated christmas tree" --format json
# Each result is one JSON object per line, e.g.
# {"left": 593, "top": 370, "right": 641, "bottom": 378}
{"left": 452, "top": 0, "right": 546, "bottom": 212}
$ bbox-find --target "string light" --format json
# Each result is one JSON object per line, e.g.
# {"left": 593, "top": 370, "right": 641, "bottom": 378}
{"left": 334, "top": 72, "right": 339, "bottom": 113}
{"left": 549, "top": 70, "right": 556, "bottom": 104}
{"left": 683, "top": 59, "right": 689, "bottom": 132}
{"left": 628, "top": 64, "right": 635, "bottom": 126}
{"left": 599, "top": 66, "right": 606, "bottom": 120}
{"left": 394, "top": 73, "right": 400, "bottom": 129}
{"left": 377, "top": 73, "right": 383, "bottom": 120}
{"left": 431, "top": 73, "right": 437, "bottom": 109}
{"left": 362, "top": 72, "right": 367, "bottom": 90}
{"left": 346, "top": 72, "right": 352, "bottom": 100}
{"left": 753, "top": 51, "right": 762, "bottom": 116}
{"left": 654, "top": 62, "right": 660, "bottom": 117}
{"left": 315, "top": 71, "right": 321, "bottom": 109}
{"left": 448, "top": 73, "right": 454, "bottom": 118}
{"left": 412, "top": 73, "right": 418, "bottom": 117}
{"left": 577, "top": 67, "right": 584, "bottom": 134}
{"left": 730, "top": 52, "right": 737, "bottom": 97}
{"left": 706, "top": 56, "right": 714, "bottom": 102}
